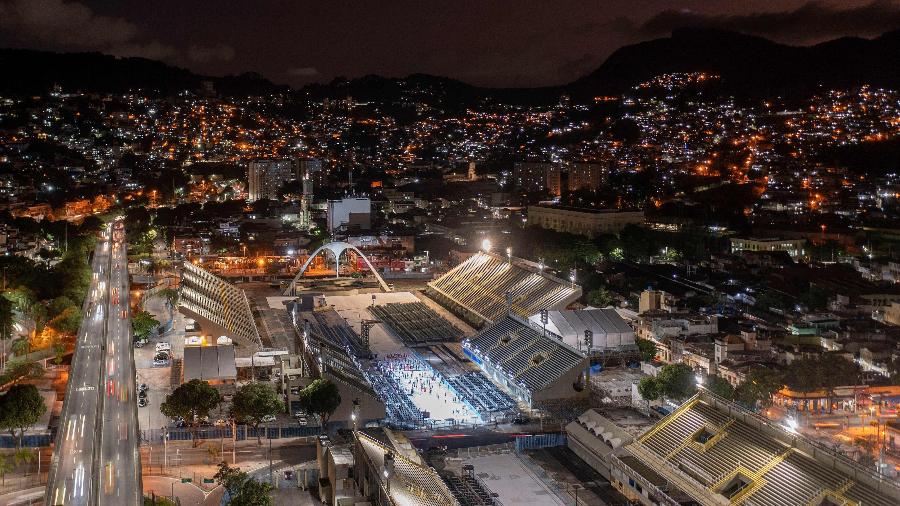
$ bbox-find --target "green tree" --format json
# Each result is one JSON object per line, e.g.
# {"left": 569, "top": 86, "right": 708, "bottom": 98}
{"left": 637, "top": 376, "right": 661, "bottom": 403}
{"left": 215, "top": 461, "right": 248, "bottom": 496}
{"left": 230, "top": 477, "right": 274, "bottom": 506}
{"left": 132, "top": 310, "right": 160, "bottom": 340}
{"left": 0, "top": 384, "right": 47, "bottom": 448}
{"left": 297, "top": 379, "right": 341, "bottom": 432}
{"left": 0, "top": 359, "right": 44, "bottom": 386}
{"left": 0, "top": 454, "right": 11, "bottom": 485}
{"left": 587, "top": 287, "right": 615, "bottom": 307}
{"left": 13, "top": 447, "right": 35, "bottom": 476}
{"left": 636, "top": 338, "right": 657, "bottom": 362}
{"left": 47, "top": 306, "right": 81, "bottom": 336}
{"left": 160, "top": 379, "right": 222, "bottom": 447}
{"left": 655, "top": 363, "right": 697, "bottom": 402}
{"left": 215, "top": 462, "right": 274, "bottom": 506}
{"left": 231, "top": 382, "right": 284, "bottom": 444}
{"left": 818, "top": 353, "right": 859, "bottom": 414}
{"left": 158, "top": 288, "right": 179, "bottom": 309}
{"left": 734, "top": 367, "right": 783, "bottom": 410}
{"left": 0, "top": 296, "right": 14, "bottom": 370}
{"left": 706, "top": 376, "right": 735, "bottom": 400}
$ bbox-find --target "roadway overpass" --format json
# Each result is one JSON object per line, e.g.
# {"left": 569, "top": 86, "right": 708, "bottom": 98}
{"left": 46, "top": 220, "right": 142, "bottom": 505}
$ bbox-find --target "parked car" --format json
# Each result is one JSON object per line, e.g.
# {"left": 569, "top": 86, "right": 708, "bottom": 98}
{"left": 155, "top": 342, "right": 171, "bottom": 353}
{"left": 138, "top": 390, "right": 147, "bottom": 399}
{"left": 214, "top": 419, "right": 229, "bottom": 427}
{"left": 261, "top": 414, "right": 276, "bottom": 423}
{"left": 138, "top": 383, "right": 148, "bottom": 392}
{"left": 138, "top": 398, "right": 148, "bottom": 408}
{"left": 134, "top": 339, "right": 148, "bottom": 348}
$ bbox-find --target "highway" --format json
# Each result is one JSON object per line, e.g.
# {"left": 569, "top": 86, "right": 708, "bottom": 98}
{"left": 46, "top": 220, "right": 142, "bottom": 505}
{"left": 98, "top": 221, "right": 142, "bottom": 505}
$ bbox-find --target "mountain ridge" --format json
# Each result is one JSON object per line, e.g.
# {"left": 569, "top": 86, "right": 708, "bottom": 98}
{"left": 2, "top": 27, "right": 899, "bottom": 100}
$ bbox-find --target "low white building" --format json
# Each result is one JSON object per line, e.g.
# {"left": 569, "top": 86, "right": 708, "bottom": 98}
{"left": 528, "top": 308, "right": 635, "bottom": 353}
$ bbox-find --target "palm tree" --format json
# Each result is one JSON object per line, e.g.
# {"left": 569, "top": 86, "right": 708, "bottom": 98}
{"left": 0, "top": 454, "right": 12, "bottom": 485}
{"left": 14, "top": 448, "right": 35, "bottom": 477}
{"left": 0, "top": 296, "right": 14, "bottom": 371}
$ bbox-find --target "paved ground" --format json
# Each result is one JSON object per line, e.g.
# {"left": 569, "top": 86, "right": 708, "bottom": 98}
{"left": 142, "top": 476, "right": 223, "bottom": 506}
{"left": 463, "top": 453, "right": 566, "bottom": 506}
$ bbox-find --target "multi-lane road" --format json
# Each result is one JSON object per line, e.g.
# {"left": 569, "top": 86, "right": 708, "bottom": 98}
{"left": 46, "top": 220, "right": 142, "bottom": 505}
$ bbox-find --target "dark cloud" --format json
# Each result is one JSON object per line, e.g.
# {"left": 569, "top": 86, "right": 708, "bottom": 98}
{"left": 286, "top": 67, "right": 320, "bottom": 78}
{"left": 0, "top": 0, "right": 893, "bottom": 88}
{"left": 642, "top": 1, "right": 900, "bottom": 43}
{"left": 187, "top": 44, "right": 235, "bottom": 63}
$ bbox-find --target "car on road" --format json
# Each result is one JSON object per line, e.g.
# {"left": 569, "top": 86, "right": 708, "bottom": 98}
{"left": 283, "top": 470, "right": 294, "bottom": 481}
{"left": 261, "top": 414, "right": 276, "bottom": 423}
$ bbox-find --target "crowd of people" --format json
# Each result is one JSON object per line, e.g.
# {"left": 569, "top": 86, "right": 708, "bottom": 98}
{"left": 375, "top": 353, "right": 480, "bottom": 424}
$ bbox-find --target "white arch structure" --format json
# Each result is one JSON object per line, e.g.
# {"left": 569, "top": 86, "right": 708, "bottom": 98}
{"left": 284, "top": 241, "right": 392, "bottom": 295}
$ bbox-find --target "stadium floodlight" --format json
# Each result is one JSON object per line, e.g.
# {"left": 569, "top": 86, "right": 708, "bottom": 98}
{"left": 482, "top": 239, "right": 492, "bottom": 252}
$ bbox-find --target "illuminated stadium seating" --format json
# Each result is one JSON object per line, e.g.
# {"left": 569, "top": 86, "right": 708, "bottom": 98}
{"left": 447, "top": 373, "right": 516, "bottom": 417}
{"left": 370, "top": 302, "right": 463, "bottom": 346}
{"left": 293, "top": 310, "right": 375, "bottom": 396}
{"left": 427, "top": 252, "right": 581, "bottom": 326}
{"left": 364, "top": 366, "right": 425, "bottom": 429}
{"left": 628, "top": 390, "right": 900, "bottom": 506}
{"left": 463, "top": 315, "right": 586, "bottom": 405}
{"left": 297, "top": 308, "right": 368, "bottom": 357}
{"left": 356, "top": 430, "right": 461, "bottom": 506}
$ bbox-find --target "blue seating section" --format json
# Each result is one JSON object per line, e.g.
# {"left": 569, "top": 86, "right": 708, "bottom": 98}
{"left": 448, "top": 373, "right": 516, "bottom": 417}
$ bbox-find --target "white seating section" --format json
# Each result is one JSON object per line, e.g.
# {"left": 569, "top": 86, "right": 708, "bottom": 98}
{"left": 447, "top": 373, "right": 516, "bottom": 418}
{"left": 466, "top": 316, "right": 584, "bottom": 394}
{"left": 427, "top": 252, "right": 580, "bottom": 324}
{"left": 371, "top": 302, "right": 463, "bottom": 346}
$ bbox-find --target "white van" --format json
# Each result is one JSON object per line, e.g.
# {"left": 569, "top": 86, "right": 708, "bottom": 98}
{"left": 155, "top": 342, "right": 171, "bottom": 353}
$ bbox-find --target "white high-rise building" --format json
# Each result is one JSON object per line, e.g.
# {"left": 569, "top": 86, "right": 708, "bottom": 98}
{"left": 247, "top": 159, "right": 296, "bottom": 201}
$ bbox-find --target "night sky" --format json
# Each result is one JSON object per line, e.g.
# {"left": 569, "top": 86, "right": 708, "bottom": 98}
{"left": 1, "top": 0, "right": 899, "bottom": 88}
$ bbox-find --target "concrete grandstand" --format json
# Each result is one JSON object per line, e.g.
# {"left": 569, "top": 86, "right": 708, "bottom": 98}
{"left": 426, "top": 251, "right": 581, "bottom": 327}
{"left": 463, "top": 314, "right": 589, "bottom": 408}
{"left": 567, "top": 389, "right": 900, "bottom": 506}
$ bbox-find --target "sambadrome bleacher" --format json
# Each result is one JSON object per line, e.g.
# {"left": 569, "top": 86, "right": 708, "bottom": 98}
{"left": 370, "top": 302, "right": 463, "bottom": 347}
{"left": 578, "top": 389, "right": 900, "bottom": 506}
{"left": 462, "top": 314, "right": 588, "bottom": 407}
{"left": 426, "top": 251, "right": 581, "bottom": 327}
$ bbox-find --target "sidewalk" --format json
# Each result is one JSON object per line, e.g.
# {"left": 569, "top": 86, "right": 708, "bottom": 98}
{"left": 0, "top": 486, "right": 44, "bottom": 506}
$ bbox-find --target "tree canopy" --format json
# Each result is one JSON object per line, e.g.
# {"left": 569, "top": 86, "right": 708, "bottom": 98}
{"left": 297, "top": 379, "right": 341, "bottom": 430}
{"left": 231, "top": 382, "right": 284, "bottom": 444}
{"left": 734, "top": 367, "right": 784, "bottom": 410}
{"left": 214, "top": 462, "right": 273, "bottom": 506}
{"left": 0, "top": 384, "right": 47, "bottom": 448}
{"left": 160, "top": 379, "right": 222, "bottom": 446}
{"left": 639, "top": 363, "right": 697, "bottom": 403}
